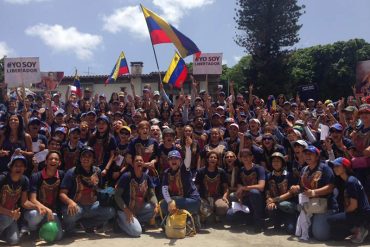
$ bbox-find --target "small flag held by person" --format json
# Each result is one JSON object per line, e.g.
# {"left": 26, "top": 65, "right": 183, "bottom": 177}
{"left": 73, "top": 70, "right": 82, "bottom": 97}
{"left": 163, "top": 52, "right": 188, "bottom": 88}
{"left": 105, "top": 52, "right": 130, "bottom": 85}
{"left": 141, "top": 5, "right": 201, "bottom": 58}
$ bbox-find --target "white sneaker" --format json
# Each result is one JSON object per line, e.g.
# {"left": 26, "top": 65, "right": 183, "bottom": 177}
{"left": 351, "top": 227, "right": 368, "bottom": 244}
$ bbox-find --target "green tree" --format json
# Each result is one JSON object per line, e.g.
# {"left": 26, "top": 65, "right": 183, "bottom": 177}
{"left": 287, "top": 39, "right": 370, "bottom": 100}
{"left": 235, "top": 0, "right": 304, "bottom": 95}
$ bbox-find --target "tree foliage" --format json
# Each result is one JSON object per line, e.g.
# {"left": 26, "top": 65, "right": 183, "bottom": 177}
{"left": 235, "top": 0, "right": 304, "bottom": 95}
{"left": 228, "top": 39, "right": 370, "bottom": 100}
{"left": 287, "top": 39, "right": 370, "bottom": 99}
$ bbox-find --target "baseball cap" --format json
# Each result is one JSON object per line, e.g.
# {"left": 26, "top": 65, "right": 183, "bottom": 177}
{"left": 114, "top": 111, "right": 123, "bottom": 116}
{"left": 308, "top": 98, "right": 315, "bottom": 102}
{"left": 216, "top": 106, "right": 225, "bottom": 111}
{"left": 304, "top": 145, "right": 320, "bottom": 156}
{"left": 28, "top": 117, "right": 41, "bottom": 126}
{"left": 86, "top": 110, "right": 97, "bottom": 116}
{"left": 342, "top": 106, "right": 357, "bottom": 113}
{"left": 358, "top": 104, "right": 370, "bottom": 114}
{"left": 84, "top": 87, "right": 91, "bottom": 92}
{"left": 199, "top": 90, "right": 206, "bottom": 95}
{"left": 293, "top": 140, "right": 308, "bottom": 149}
{"left": 243, "top": 132, "right": 253, "bottom": 139}
{"left": 294, "top": 120, "right": 305, "bottom": 126}
{"left": 55, "top": 127, "right": 66, "bottom": 135}
{"left": 150, "top": 118, "right": 161, "bottom": 125}
{"left": 249, "top": 118, "right": 261, "bottom": 125}
{"left": 54, "top": 110, "right": 64, "bottom": 117}
{"left": 330, "top": 123, "right": 343, "bottom": 132}
{"left": 7, "top": 155, "right": 27, "bottom": 169}
{"left": 219, "top": 91, "right": 226, "bottom": 96}
{"left": 97, "top": 115, "right": 110, "bottom": 124}
{"left": 118, "top": 92, "right": 125, "bottom": 97}
{"left": 225, "top": 117, "right": 235, "bottom": 123}
{"left": 69, "top": 127, "right": 81, "bottom": 134}
{"left": 168, "top": 150, "right": 182, "bottom": 159}
{"left": 329, "top": 157, "right": 351, "bottom": 169}
{"left": 212, "top": 113, "right": 221, "bottom": 118}
{"left": 229, "top": 123, "right": 239, "bottom": 130}
{"left": 271, "top": 152, "right": 285, "bottom": 161}
{"left": 81, "top": 146, "right": 95, "bottom": 156}
{"left": 153, "top": 91, "right": 160, "bottom": 96}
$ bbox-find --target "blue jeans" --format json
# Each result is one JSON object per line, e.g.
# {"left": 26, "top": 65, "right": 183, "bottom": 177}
{"left": 117, "top": 203, "right": 155, "bottom": 237}
{"left": 62, "top": 201, "right": 115, "bottom": 233}
{"left": 311, "top": 210, "right": 335, "bottom": 241}
{"left": 23, "top": 210, "right": 63, "bottom": 241}
{"left": 0, "top": 214, "right": 19, "bottom": 245}
{"left": 327, "top": 211, "right": 370, "bottom": 240}
{"left": 160, "top": 196, "right": 200, "bottom": 216}
{"left": 226, "top": 189, "right": 265, "bottom": 227}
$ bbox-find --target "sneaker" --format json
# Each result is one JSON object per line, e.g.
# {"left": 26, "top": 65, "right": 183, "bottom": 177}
{"left": 19, "top": 226, "right": 30, "bottom": 238}
{"left": 351, "top": 227, "right": 368, "bottom": 244}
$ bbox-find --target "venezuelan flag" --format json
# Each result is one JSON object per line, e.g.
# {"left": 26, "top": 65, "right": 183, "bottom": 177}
{"left": 73, "top": 70, "right": 82, "bottom": 97}
{"left": 105, "top": 52, "right": 130, "bottom": 85}
{"left": 163, "top": 52, "right": 188, "bottom": 88}
{"left": 141, "top": 5, "right": 201, "bottom": 58}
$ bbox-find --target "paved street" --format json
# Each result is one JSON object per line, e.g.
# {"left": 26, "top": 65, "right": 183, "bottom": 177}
{"left": 4, "top": 224, "right": 360, "bottom": 247}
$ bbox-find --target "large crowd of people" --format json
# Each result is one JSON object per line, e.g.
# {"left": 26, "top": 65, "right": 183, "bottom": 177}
{"left": 0, "top": 78, "right": 369, "bottom": 245}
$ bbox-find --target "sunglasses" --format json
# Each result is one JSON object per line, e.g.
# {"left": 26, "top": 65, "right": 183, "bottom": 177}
{"left": 225, "top": 156, "right": 234, "bottom": 158}
{"left": 263, "top": 137, "right": 273, "bottom": 141}
{"left": 120, "top": 131, "right": 130, "bottom": 136}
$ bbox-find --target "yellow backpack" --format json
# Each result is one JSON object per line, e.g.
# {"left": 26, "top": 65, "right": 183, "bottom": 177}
{"left": 164, "top": 209, "right": 196, "bottom": 239}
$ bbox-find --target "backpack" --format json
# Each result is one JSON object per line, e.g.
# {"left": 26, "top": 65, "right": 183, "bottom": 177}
{"left": 164, "top": 209, "right": 196, "bottom": 239}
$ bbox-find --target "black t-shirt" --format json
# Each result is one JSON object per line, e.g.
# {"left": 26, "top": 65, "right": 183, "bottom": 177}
{"left": 60, "top": 166, "right": 101, "bottom": 206}
{"left": 195, "top": 167, "right": 228, "bottom": 199}
{"left": 30, "top": 169, "right": 65, "bottom": 211}
{"left": 300, "top": 162, "right": 338, "bottom": 210}
{"left": 128, "top": 137, "right": 159, "bottom": 163}
{"left": 162, "top": 165, "right": 200, "bottom": 200}
{"left": 344, "top": 176, "right": 370, "bottom": 213}
{"left": 266, "top": 170, "right": 297, "bottom": 202}
{"left": 116, "top": 171, "right": 154, "bottom": 213}
{"left": 0, "top": 173, "right": 29, "bottom": 210}
{"left": 237, "top": 164, "right": 266, "bottom": 186}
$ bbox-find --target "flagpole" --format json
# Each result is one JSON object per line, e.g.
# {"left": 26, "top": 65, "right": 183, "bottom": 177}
{"left": 150, "top": 43, "right": 163, "bottom": 85}
{"left": 140, "top": 4, "right": 163, "bottom": 89}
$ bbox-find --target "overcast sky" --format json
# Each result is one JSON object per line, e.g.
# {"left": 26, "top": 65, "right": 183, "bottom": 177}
{"left": 1, "top": 0, "right": 369, "bottom": 76}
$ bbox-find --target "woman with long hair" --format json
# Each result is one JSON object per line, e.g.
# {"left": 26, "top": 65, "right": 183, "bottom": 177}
{"left": 222, "top": 151, "right": 239, "bottom": 193}
{"left": 195, "top": 151, "right": 229, "bottom": 220}
{"left": 176, "top": 125, "right": 201, "bottom": 174}
{"left": 327, "top": 157, "right": 370, "bottom": 244}
{"left": 87, "top": 115, "right": 117, "bottom": 186}
{"left": 201, "top": 128, "right": 227, "bottom": 168}
{"left": 0, "top": 114, "right": 33, "bottom": 173}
